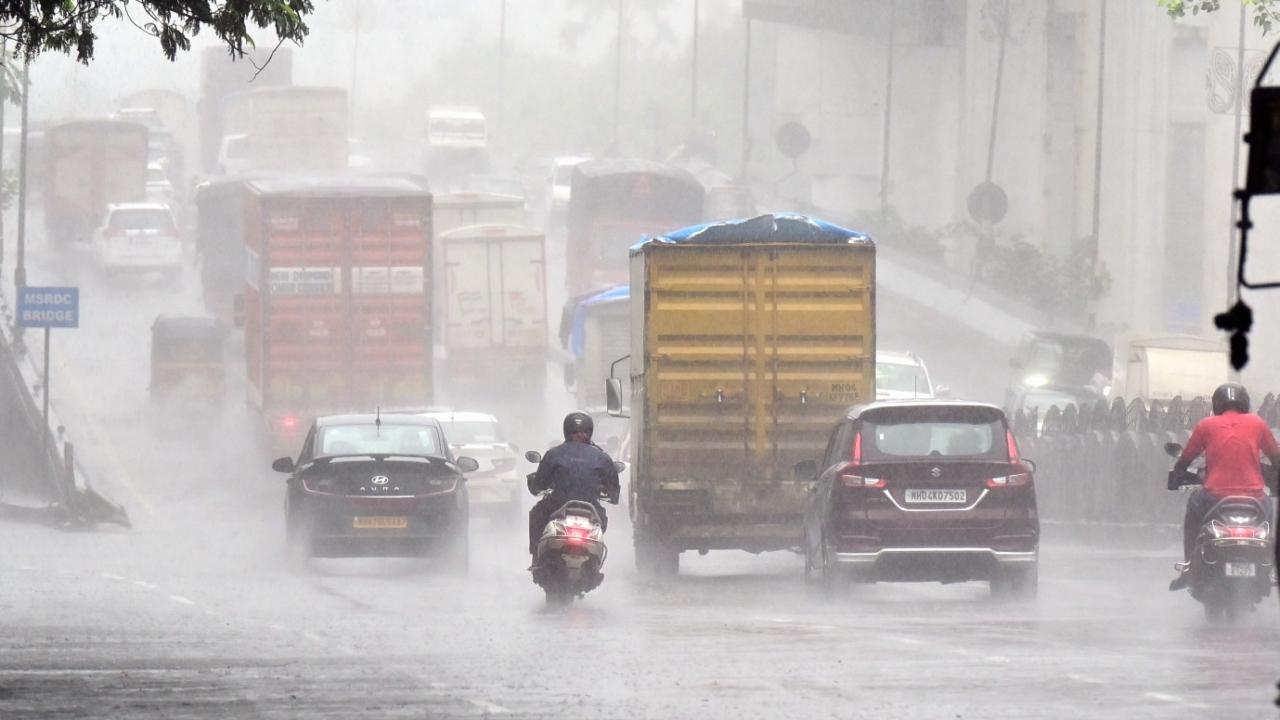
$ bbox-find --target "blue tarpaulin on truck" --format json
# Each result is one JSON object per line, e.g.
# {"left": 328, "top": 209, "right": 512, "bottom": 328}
{"left": 633, "top": 212, "right": 871, "bottom": 252}
{"left": 568, "top": 285, "right": 629, "bottom": 358}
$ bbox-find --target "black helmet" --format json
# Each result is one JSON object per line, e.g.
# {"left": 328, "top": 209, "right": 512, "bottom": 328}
{"left": 563, "top": 411, "right": 594, "bottom": 441}
{"left": 1211, "top": 382, "right": 1250, "bottom": 415}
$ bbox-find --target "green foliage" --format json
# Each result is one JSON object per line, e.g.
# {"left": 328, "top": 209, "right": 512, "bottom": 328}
{"left": 853, "top": 206, "right": 944, "bottom": 259}
{"left": 1157, "top": 0, "right": 1280, "bottom": 35}
{"left": 0, "top": 0, "right": 316, "bottom": 63}
{"left": 979, "top": 231, "right": 1112, "bottom": 325}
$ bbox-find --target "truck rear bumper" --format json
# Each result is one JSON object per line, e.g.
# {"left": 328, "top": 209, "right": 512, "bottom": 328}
{"left": 652, "top": 520, "right": 802, "bottom": 552}
{"left": 835, "top": 548, "right": 1038, "bottom": 565}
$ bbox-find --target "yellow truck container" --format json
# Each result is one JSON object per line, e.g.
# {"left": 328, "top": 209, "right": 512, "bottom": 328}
{"left": 622, "top": 214, "right": 875, "bottom": 574}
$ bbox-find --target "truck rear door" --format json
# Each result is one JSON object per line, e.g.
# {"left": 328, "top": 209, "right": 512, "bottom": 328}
{"left": 645, "top": 244, "right": 873, "bottom": 488}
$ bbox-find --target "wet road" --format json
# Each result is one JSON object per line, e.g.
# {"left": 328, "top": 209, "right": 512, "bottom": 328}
{"left": 2, "top": 237, "right": 1279, "bottom": 719}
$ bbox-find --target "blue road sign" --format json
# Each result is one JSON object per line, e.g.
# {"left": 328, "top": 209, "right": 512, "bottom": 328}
{"left": 17, "top": 286, "right": 79, "bottom": 328}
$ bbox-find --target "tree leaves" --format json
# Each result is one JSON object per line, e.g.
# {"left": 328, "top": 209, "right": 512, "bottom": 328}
{"left": 0, "top": 0, "right": 316, "bottom": 63}
{"left": 1157, "top": 0, "right": 1280, "bottom": 35}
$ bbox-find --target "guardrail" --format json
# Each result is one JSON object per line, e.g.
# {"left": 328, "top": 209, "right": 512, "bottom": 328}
{"left": 1011, "top": 394, "right": 1280, "bottom": 528}
{"left": 0, "top": 293, "right": 128, "bottom": 528}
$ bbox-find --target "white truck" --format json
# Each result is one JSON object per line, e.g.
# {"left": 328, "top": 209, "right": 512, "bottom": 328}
{"left": 219, "top": 86, "right": 348, "bottom": 175}
{"left": 424, "top": 106, "right": 490, "bottom": 190}
{"left": 435, "top": 224, "right": 547, "bottom": 416}
{"left": 1111, "top": 334, "right": 1229, "bottom": 402}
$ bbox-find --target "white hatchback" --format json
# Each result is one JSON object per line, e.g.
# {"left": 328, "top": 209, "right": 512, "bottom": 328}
{"left": 876, "top": 351, "right": 940, "bottom": 401}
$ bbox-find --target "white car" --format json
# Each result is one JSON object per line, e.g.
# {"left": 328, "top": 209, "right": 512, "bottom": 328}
{"left": 217, "top": 133, "right": 251, "bottom": 176}
{"left": 423, "top": 410, "right": 521, "bottom": 520}
{"left": 145, "top": 163, "right": 174, "bottom": 205}
{"left": 91, "top": 203, "right": 183, "bottom": 278}
{"left": 876, "top": 351, "right": 941, "bottom": 400}
{"left": 547, "top": 155, "right": 590, "bottom": 219}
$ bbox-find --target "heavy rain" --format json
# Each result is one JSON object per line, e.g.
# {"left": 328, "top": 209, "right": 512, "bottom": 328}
{"left": 0, "top": 1, "right": 1279, "bottom": 717}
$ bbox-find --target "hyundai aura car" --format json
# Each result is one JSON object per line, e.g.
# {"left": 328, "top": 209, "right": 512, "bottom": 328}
{"left": 799, "top": 400, "right": 1039, "bottom": 598}
{"left": 271, "top": 414, "right": 479, "bottom": 570}
{"left": 423, "top": 410, "right": 521, "bottom": 521}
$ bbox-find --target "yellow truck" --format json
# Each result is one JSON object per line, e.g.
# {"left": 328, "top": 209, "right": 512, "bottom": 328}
{"left": 609, "top": 214, "right": 875, "bottom": 575}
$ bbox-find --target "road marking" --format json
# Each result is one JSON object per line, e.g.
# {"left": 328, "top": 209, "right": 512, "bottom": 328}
{"left": 467, "top": 699, "right": 510, "bottom": 715}
{"left": 18, "top": 565, "right": 35, "bottom": 571}
{"left": 168, "top": 595, "right": 195, "bottom": 606}
{"left": 983, "top": 655, "right": 1011, "bottom": 663}
{"left": 101, "top": 573, "right": 125, "bottom": 581}
{"left": 1066, "top": 673, "right": 1104, "bottom": 685}
{"left": 133, "top": 580, "right": 158, "bottom": 590}
{"left": 1144, "top": 692, "right": 1189, "bottom": 705}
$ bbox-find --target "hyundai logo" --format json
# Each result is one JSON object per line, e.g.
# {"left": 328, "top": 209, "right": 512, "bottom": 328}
{"left": 930, "top": 467, "right": 942, "bottom": 478}
{"left": 371, "top": 475, "right": 390, "bottom": 486}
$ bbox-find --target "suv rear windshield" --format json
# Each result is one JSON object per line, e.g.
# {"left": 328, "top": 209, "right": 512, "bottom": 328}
{"left": 318, "top": 424, "right": 444, "bottom": 457}
{"left": 437, "top": 419, "right": 504, "bottom": 445}
{"left": 860, "top": 406, "right": 1007, "bottom": 461}
{"left": 110, "top": 209, "right": 175, "bottom": 231}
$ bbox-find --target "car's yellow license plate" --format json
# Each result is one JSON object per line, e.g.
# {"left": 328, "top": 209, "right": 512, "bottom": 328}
{"left": 352, "top": 516, "right": 408, "bottom": 529}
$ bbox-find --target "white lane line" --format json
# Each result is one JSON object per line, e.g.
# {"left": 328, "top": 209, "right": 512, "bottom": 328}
{"left": 891, "top": 636, "right": 923, "bottom": 645}
{"left": 467, "top": 699, "right": 510, "bottom": 715}
{"left": 101, "top": 573, "right": 125, "bottom": 581}
{"left": 1066, "top": 673, "right": 1104, "bottom": 685}
{"left": 1144, "top": 692, "right": 1188, "bottom": 705}
{"left": 168, "top": 595, "right": 195, "bottom": 606}
{"left": 983, "top": 656, "right": 1011, "bottom": 663}
{"left": 18, "top": 565, "right": 36, "bottom": 572}
{"left": 133, "top": 581, "right": 158, "bottom": 590}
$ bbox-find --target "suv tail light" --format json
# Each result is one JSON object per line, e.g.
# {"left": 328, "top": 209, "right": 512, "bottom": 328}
{"left": 986, "top": 473, "right": 1031, "bottom": 489}
{"left": 839, "top": 462, "right": 884, "bottom": 489}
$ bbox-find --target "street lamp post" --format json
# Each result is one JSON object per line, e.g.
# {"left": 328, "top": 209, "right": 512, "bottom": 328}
{"left": 613, "top": 0, "right": 624, "bottom": 152}
{"left": 14, "top": 57, "right": 28, "bottom": 294}
{"left": 691, "top": 0, "right": 699, "bottom": 128}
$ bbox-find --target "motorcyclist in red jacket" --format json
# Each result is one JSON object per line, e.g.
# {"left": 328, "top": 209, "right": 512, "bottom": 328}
{"left": 1169, "top": 383, "right": 1280, "bottom": 590}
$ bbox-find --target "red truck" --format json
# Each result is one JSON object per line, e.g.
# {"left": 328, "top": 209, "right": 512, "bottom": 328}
{"left": 239, "top": 177, "right": 434, "bottom": 452}
{"left": 565, "top": 159, "right": 703, "bottom": 297}
{"left": 44, "top": 120, "right": 149, "bottom": 246}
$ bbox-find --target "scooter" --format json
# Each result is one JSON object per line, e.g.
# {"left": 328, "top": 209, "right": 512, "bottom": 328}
{"left": 1165, "top": 442, "right": 1274, "bottom": 622}
{"left": 524, "top": 450, "right": 621, "bottom": 608}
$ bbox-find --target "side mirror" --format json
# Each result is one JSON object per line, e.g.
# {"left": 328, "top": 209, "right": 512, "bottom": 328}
{"left": 613, "top": 461, "right": 626, "bottom": 474}
{"left": 456, "top": 456, "right": 480, "bottom": 473}
{"left": 605, "top": 378, "right": 625, "bottom": 417}
{"left": 793, "top": 459, "right": 818, "bottom": 480}
{"left": 271, "top": 457, "right": 295, "bottom": 473}
{"left": 524, "top": 450, "right": 542, "bottom": 464}
{"left": 1164, "top": 442, "right": 1183, "bottom": 458}
{"left": 232, "top": 293, "right": 246, "bottom": 328}
{"left": 934, "top": 385, "right": 952, "bottom": 398}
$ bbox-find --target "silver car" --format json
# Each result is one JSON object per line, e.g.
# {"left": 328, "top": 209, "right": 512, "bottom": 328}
{"left": 424, "top": 411, "right": 521, "bottom": 521}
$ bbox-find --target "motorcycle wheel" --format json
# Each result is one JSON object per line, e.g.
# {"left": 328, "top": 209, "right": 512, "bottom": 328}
{"left": 545, "top": 586, "right": 574, "bottom": 609}
{"left": 1224, "top": 583, "right": 1253, "bottom": 623}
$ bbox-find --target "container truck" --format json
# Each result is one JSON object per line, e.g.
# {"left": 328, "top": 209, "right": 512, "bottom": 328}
{"left": 612, "top": 214, "right": 876, "bottom": 575}
{"left": 197, "top": 46, "right": 292, "bottom": 173}
{"left": 219, "top": 86, "right": 348, "bottom": 175}
{"left": 436, "top": 224, "right": 547, "bottom": 414}
{"left": 239, "top": 176, "right": 434, "bottom": 453}
{"left": 561, "top": 284, "right": 630, "bottom": 412}
{"left": 44, "top": 120, "right": 150, "bottom": 246}
{"left": 1111, "top": 334, "right": 1229, "bottom": 402}
{"left": 432, "top": 192, "right": 525, "bottom": 237}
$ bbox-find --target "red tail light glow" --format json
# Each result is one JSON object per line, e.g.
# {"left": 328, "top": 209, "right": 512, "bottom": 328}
{"left": 565, "top": 526, "right": 591, "bottom": 542}
{"left": 852, "top": 431, "right": 862, "bottom": 465}
{"left": 1006, "top": 430, "right": 1020, "bottom": 463}
{"left": 278, "top": 415, "right": 300, "bottom": 432}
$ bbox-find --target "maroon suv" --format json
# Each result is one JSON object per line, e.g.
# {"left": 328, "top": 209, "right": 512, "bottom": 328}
{"left": 799, "top": 401, "right": 1039, "bottom": 598}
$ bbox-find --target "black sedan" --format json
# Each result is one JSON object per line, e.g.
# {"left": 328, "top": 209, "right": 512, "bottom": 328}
{"left": 271, "top": 414, "right": 479, "bottom": 571}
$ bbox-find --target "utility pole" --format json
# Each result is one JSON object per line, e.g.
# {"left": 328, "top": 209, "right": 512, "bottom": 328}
{"left": 0, "top": 39, "right": 8, "bottom": 274}
{"left": 690, "top": 0, "right": 699, "bottom": 129}
{"left": 1226, "top": 1, "right": 1247, "bottom": 308}
{"left": 349, "top": 3, "right": 361, "bottom": 121}
{"left": 14, "top": 57, "right": 28, "bottom": 295}
{"left": 1089, "top": 0, "right": 1108, "bottom": 258}
{"left": 498, "top": 0, "right": 507, "bottom": 138}
{"left": 740, "top": 19, "right": 752, "bottom": 180}
{"left": 878, "top": 1, "right": 896, "bottom": 213}
{"left": 613, "top": 0, "right": 624, "bottom": 153}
